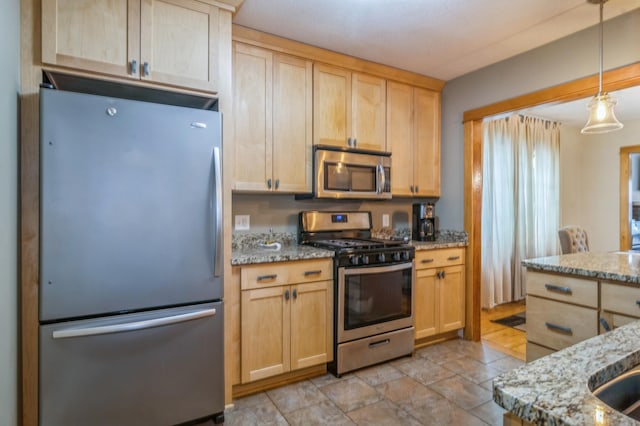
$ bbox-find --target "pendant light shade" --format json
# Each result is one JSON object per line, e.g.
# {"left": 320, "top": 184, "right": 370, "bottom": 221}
{"left": 580, "top": 0, "right": 624, "bottom": 134}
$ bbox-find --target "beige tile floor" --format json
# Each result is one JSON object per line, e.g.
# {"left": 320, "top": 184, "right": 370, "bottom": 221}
{"left": 222, "top": 339, "right": 523, "bottom": 425}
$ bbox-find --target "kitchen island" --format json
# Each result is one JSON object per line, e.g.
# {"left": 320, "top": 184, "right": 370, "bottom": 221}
{"left": 495, "top": 251, "right": 640, "bottom": 425}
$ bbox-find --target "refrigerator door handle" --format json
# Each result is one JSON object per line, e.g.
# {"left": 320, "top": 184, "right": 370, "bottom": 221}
{"left": 213, "top": 146, "right": 222, "bottom": 277}
{"left": 51, "top": 308, "right": 217, "bottom": 339}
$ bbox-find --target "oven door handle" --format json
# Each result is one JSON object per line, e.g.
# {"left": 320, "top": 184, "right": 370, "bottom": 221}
{"left": 342, "top": 261, "right": 413, "bottom": 276}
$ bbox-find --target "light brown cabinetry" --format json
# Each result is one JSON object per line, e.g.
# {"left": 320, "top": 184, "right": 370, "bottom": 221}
{"left": 42, "top": 0, "right": 223, "bottom": 93}
{"left": 601, "top": 281, "right": 640, "bottom": 329}
{"left": 313, "top": 63, "right": 386, "bottom": 151}
{"left": 232, "top": 42, "right": 313, "bottom": 193}
{"left": 240, "top": 259, "right": 333, "bottom": 383}
{"left": 414, "top": 248, "right": 465, "bottom": 340}
{"left": 525, "top": 271, "right": 598, "bottom": 362}
{"left": 387, "top": 81, "right": 441, "bottom": 197}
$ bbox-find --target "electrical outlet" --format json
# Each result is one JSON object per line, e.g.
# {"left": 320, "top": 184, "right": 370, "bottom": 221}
{"left": 382, "top": 214, "right": 390, "bottom": 227}
{"left": 235, "top": 215, "right": 250, "bottom": 231}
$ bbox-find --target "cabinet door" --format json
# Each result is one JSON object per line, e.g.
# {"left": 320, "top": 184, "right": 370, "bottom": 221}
{"left": 352, "top": 73, "right": 386, "bottom": 151}
{"left": 313, "top": 64, "right": 351, "bottom": 148}
{"left": 413, "top": 88, "right": 440, "bottom": 197}
{"left": 414, "top": 268, "right": 437, "bottom": 339}
{"left": 42, "top": 0, "right": 140, "bottom": 79}
{"left": 290, "top": 281, "right": 333, "bottom": 370}
{"left": 273, "top": 54, "right": 313, "bottom": 193}
{"left": 439, "top": 265, "right": 465, "bottom": 332}
{"left": 140, "top": 0, "right": 219, "bottom": 92}
{"left": 387, "top": 82, "right": 414, "bottom": 196}
{"left": 241, "top": 286, "right": 289, "bottom": 383}
{"left": 233, "top": 43, "right": 273, "bottom": 191}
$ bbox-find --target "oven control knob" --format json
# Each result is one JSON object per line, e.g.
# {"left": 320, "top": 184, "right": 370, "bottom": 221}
{"left": 378, "top": 253, "right": 386, "bottom": 263}
{"left": 401, "top": 251, "right": 410, "bottom": 261}
{"left": 392, "top": 252, "right": 401, "bottom": 262}
{"left": 350, "top": 255, "right": 360, "bottom": 265}
{"left": 362, "top": 255, "right": 369, "bottom": 265}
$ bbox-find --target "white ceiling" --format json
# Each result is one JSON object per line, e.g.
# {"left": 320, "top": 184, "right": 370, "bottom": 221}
{"left": 233, "top": 0, "right": 640, "bottom": 81}
{"left": 233, "top": 0, "right": 640, "bottom": 126}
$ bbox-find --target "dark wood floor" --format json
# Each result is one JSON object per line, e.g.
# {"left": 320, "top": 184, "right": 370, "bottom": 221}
{"left": 480, "top": 300, "right": 526, "bottom": 361}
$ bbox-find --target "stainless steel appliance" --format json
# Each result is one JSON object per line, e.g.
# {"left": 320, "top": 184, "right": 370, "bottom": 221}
{"left": 299, "top": 211, "right": 415, "bottom": 376}
{"left": 39, "top": 87, "right": 224, "bottom": 425}
{"left": 413, "top": 202, "right": 436, "bottom": 241}
{"left": 304, "top": 145, "right": 391, "bottom": 199}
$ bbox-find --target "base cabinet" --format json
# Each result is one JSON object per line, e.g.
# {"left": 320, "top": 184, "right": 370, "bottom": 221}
{"left": 414, "top": 248, "right": 465, "bottom": 340}
{"left": 240, "top": 260, "right": 333, "bottom": 384}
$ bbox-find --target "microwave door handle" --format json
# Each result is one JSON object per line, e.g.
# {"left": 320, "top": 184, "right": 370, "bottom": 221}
{"left": 377, "top": 164, "right": 385, "bottom": 194}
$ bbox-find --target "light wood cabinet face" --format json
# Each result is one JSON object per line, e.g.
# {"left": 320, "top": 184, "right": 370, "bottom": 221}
{"left": 386, "top": 82, "right": 441, "bottom": 196}
{"left": 233, "top": 43, "right": 312, "bottom": 193}
{"left": 415, "top": 268, "right": 437, "bottom": 339}
{"left": 352, "top": 74, "right": 386, "bottom": 151}
{"left": 42, "top": 0, "right": 140, "bottom": 79}
{"left": 240, "top": 261, "right": 333, "bottom": 384}
{"left": 290, "top": 281, "right": 333, "bottom": 370}
{"left": 42, "top": 0, "right": 221, "bottom": 93}
{"left": 414, "top": 249, "right": 465, "bottom": 339}
{"left": 313, "top": 64, "right": 351, "bottom": 147}
{"left": 241, "top": 286, "right": 289, "bottom": 383}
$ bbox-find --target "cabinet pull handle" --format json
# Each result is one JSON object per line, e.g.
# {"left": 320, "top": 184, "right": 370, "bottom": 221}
{"left": 421, "top": 258, "right": 434, "bottom": 264}
{"left": 292, "top": 289, "right": 297, "bottom": 299}
{"left": 447, "top": 256, "right": 460, "bottom": 261}
{"left": 410, "top": 185, "right": 414, "bottom": 193}
{"left": 347, "top": 137, "right": 352, "bottom": 147}
{"left": 436, "top": 271, "right": 442, "bottom": 279}
{"left": 257, "top": 274, "right": 277, "bottom": 281}
{"left": 353, "top": 138, "right": 357, "bottom": 147}
{"left": 368, "top": 338, "right": 390, "bottom": 349}
{"left": 267, "top": 178, "right": 272, "bottom": 189}
{"left": 143, "top": 61, "right": 150, "bottom": 76}
{"left": 545, "top": 322, "right": 572, "bottom": 335}
{"left": 130, "top": 59, "right": 137, "bottom": 75}
{"left": 544, "top": 284, "right": 572, "bottom": 294}
{"left": 304, "top": 270, "right": 322, "bottom": 276}
{"left": 635, "top": 300, "right": 640, "bottom": 306}
{"left": 442, "top": 271, "right": 446, "bottom": 279}
{"left": 275, "top": 179, "right": 280, "bottom": 190}
{"left": 415, "top": 185, "right": 419, "bottom": 193}
{"left": 284, "top": 289, "right": 290, "bottom": 300}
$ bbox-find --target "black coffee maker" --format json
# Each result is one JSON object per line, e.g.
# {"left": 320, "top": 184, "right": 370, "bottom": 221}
{"left": 412, "top": 203, "right": 436, "bottom": 241}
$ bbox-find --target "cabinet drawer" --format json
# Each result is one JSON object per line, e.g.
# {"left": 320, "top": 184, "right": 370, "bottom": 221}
{"left": 526, "top": 341, "right": 555, "bottom": 363}
{"left": 526, "top": 271, "right": 597, "bottom": 307}
{"left": 601, "top": 281, "right": 640, "bottom": 319}
{"left": 415, "top": 248, "right": 464, "bottom": 269}
{"left": 241, "top": 259, "right": 333, "bottom": 290}
{"left": 527, "top": 295, "right": 598, "bottom": 351}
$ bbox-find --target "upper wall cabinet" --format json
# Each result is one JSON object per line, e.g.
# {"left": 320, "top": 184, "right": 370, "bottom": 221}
{"left": 387, "top": 81, "right": 440, "bottom": 197}
{"left": 313, "top": 63, "right": 386, "bottom": 152}
{"left": 42, "top": 0, "right": 223, "bottom": 93}
{"left": 233, "top": 42, "right": 313, "bottom": 193}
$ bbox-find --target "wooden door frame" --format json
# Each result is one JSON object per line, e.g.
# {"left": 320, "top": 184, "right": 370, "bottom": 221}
{"left": 463, "top": 62, "right": 640, "bottom": 341}
{"left": 620, "top": 146, "right": 640, "bottom": 250}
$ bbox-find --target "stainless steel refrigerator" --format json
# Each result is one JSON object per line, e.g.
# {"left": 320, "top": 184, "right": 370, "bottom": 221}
{"left": 38, "top": 87, "right": 224, "bottom": 425}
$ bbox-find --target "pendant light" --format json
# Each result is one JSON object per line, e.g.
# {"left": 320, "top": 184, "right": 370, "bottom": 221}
{"left": 581, "top": 0, "right": 623, "bottom": 134}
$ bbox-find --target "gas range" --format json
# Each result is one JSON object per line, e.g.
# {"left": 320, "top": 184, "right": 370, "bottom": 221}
{"left": 298, "top": 211, "right": 415, "bottom": 267}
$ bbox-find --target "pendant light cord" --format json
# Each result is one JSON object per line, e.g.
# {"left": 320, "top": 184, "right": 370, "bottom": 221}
{"left": 598, "top": 0, "right": 603, "bottom": 95}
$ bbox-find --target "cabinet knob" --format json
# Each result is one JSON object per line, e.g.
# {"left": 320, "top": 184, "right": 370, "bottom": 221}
{"left": 347, "top": 137, "right": 353, "bottom": 147}
{"left": 143, "top": 62, "right": 150, "bottom": 76}
{"left": 267, "top": 178, "right": 272, "bottom": 189}
{"left": 292, "top": 289, "right": 297, "bottom": 299}
{"left": 353, "top": 138, "right": 357, "bottom": 147}
{"left": 284, "top": 289, "right": 290, "bottom": 301}
{"left": 275, "top": 179, "right": 280, "bottom": 190}
{"left": 410, "top": 185, "right": 414, "bottom": 193}
{"left": 415, "top": 185, "right": 419, "bottom": 193}
{"left": 130, "top": 59, "right": 138, "bottom": 75}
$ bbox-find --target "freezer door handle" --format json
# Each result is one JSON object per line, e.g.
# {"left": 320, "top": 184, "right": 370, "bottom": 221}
{"left": 51, "top": 308, "right": 217, "bottom": 339}
{"left": 213, "top": 146, "right": 222, "bottom": 277}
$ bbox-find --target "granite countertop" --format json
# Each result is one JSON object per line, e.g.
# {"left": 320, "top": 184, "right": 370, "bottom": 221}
{"left": 494, "top": 321, "right": 640, "bottom": 425}
{"left": 523, "top": 251, "right": 640, "bottom": 285}
{"left": 231, "top": 230, "right": 468, "bottom": 265}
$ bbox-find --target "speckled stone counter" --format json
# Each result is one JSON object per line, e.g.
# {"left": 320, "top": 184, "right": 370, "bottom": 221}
{"left": 494, "top": 320, "right": 640, "bottom": 425}
{"left": 522, "top": 251, "right": 640, "bottom": 285}
{"left": 231, "top": 230, "right": 468, "bottom": 265}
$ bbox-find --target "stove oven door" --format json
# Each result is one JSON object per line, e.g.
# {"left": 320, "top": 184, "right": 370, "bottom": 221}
{"left": 337, "top": 261, "right": 414, "bottom": 343}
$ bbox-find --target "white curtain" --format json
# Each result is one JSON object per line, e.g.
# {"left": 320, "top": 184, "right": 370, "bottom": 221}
{"left": 481, "top": 115, "right": 560, "bottom": 309}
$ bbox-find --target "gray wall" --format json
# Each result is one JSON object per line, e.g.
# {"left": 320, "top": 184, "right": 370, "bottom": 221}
{"left": 439, "top": 10, "right": 640, "bottom": 230}
{"left": 0, "top": 0, "right": 20, "bottom": 424}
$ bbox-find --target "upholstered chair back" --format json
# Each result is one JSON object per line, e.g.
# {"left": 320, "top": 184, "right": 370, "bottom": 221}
{"left": 558, "top": 226, "right": 590, "bottom": 254}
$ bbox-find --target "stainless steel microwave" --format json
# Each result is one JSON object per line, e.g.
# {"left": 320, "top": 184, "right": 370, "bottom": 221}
{"left": 312, "top": 145, "right": 391, "bottom": 199}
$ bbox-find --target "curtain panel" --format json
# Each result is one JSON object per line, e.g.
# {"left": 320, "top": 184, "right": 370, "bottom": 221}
{"left": 481, "top": 115, "right": 560, "bottom": 309}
